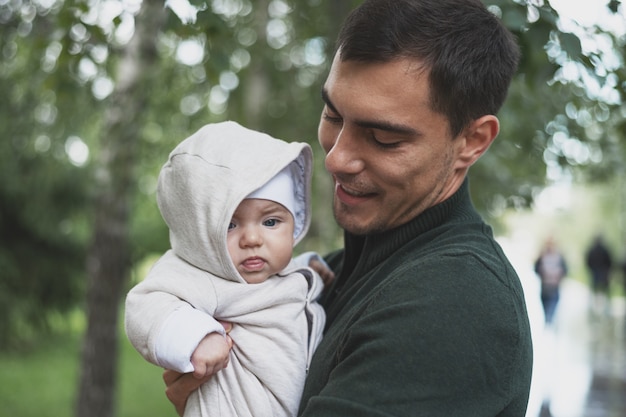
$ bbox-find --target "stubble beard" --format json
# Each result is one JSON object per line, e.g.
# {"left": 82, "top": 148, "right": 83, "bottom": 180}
{"left": 332, "top": 199, "right": 394, "bottom": 236}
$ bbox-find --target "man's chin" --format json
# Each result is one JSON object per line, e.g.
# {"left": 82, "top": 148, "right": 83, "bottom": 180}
{"left": 334, "top": 210, "right": 377, "bottom": 236}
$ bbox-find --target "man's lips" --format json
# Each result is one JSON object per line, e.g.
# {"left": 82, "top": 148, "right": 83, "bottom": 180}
{"left": 335, "top": 183, "right": 375, "bottom": 205}
{"left": 241, "top": 257, "right": 266, "bottom": 271}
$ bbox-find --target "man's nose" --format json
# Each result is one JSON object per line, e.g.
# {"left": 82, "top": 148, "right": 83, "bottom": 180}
{"left": 324, "top": 128, "right": 365, "bottom": 175}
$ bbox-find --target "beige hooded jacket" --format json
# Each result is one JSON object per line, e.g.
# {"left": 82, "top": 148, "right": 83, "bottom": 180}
{"left": 124, "top": 122, "right": 325, "bottom": 417}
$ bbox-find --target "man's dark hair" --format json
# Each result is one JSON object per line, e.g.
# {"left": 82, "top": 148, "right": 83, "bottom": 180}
{"left": 336, "top": 0, "right": 520, "bottom": 137}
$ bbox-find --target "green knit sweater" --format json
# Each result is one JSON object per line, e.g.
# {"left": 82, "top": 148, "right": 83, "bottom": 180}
{"left": 299, "top": 179, "right": 533, "bottom": 417}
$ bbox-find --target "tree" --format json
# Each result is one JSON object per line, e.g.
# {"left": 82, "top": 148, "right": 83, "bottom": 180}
{"left": 76, "top": 2, "right": 167, "bottom": 416}
{"left": 470, "top": 0, "right": 625, "bottom": 225}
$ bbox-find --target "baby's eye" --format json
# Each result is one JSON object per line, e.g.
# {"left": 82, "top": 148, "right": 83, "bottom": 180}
{"left": 228, "top": 222, "right": 236, "bottom": 230}
{"left": 263, "top": 218, "right": 278, "bottom": 227}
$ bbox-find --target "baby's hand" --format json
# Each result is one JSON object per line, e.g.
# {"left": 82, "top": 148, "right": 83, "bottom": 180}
{"left": 309, "top": 257, "right": 335, "bottom": 288}
{"left": 190, "top": 332, "right": 231, "bottom": 379}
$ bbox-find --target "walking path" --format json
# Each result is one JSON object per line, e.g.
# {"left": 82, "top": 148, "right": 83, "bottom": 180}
{"left": 536, "top": 279, "right": 626, "bottom": 417}
{"left": 499, "top": 238, "right": 626, "bottom": 417}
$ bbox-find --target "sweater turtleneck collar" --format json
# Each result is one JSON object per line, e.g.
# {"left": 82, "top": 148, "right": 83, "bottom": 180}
{"left": 337, "top": 177, "right": 479, "bottom": 289}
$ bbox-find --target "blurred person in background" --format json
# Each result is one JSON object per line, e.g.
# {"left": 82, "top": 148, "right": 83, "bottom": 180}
{"left": 534, "top": 237, "right": 568, "bottom": 325}
{"left": 585, "top": 234, "right": 613, "bottom": 315}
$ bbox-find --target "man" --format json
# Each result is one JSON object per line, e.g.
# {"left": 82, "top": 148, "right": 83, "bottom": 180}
{"left": 585, "top": 234, "right": 613, "bottom": 314}
{"left": 164, "top": 0, "right": 533, "bottom": 415}
{"left": 534, "top": 237, "right": 568, "bottom": 324}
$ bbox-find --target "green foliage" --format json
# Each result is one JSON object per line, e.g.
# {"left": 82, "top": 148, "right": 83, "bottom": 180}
{"left": 0, "top": 2, "right": 93, "bottom": 348}
{"left": 471, "top": 0, "right": 626, "bottom": 217}
{"left": 1, "top": 1, "right": 625, "bottom": 416}
{"left": 1, "top": 0, "right": 625, "bottom": 351}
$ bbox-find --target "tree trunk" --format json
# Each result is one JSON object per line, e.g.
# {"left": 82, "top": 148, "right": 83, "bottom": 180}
{"left": 242, "top": 0, "right": 270, "bottom": 129}
{"left": 76, "top": 2, "right": 165, "bottom": 417}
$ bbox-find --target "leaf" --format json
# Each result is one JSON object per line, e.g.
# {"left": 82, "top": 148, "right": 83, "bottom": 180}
{"left": 559, "top": 32, "right": 582, "bottom": 60}
{"left": 501, "top": 6, "right": 528, "bottom": 32}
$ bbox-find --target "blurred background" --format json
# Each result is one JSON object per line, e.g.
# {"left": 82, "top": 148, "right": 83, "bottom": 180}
{"left": 0, "top": 0, "right": 625, "bottom": 416}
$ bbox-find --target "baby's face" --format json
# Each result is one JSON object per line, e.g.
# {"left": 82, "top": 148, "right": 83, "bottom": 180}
{"left": 227, "top": 198, "right": 295, "bottom": 283}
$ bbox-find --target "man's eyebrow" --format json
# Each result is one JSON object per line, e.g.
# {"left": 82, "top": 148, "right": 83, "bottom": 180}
{"left": 321, "top": 87, "right": 338, "bottom": 114}
{"left": 321, "top": 86, "right": 418, "bottom": 136}
{"left": 356, "top": 119, "right": 418, "bottom": 136}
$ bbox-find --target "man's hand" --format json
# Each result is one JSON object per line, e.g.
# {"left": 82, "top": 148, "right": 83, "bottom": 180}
{"left": 309, "top": 257, "right": 336, "bottom": 288}
{"left": 163, "top": 369, "right": 209, "bottom": 416}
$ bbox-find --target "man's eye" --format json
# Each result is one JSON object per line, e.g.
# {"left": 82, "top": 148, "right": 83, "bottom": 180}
{"left": 322, "top": 111, "right": 343, "bottom": 124}
{"left": 373, "top": 138, "right": 400, "bottom": 149}
{"left": 371, "top": 133, "right": 400, "bottom": 149}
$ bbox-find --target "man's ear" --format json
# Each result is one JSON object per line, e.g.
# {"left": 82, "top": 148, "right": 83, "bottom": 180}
{"left": 455, "top": 115, "right": 499, "bottom": 169}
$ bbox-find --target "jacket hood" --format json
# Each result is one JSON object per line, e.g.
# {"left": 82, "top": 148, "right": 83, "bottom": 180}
{"left": 156, "top": 121, "right": 313, "bottom": 282}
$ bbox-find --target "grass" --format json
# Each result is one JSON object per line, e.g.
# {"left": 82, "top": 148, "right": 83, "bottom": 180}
{"left": 0, "top": 319, "right": 178, "bottom": 417}
{"left": 118, "top": 335, "right": 177, "bottom": 417}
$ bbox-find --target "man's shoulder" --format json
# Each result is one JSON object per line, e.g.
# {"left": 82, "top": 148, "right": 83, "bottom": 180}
{"left": 376, "top": 224, "right": 519, "bottom": 295}
{"left": 398, "top": 221, "right": 504, "bottom": 266}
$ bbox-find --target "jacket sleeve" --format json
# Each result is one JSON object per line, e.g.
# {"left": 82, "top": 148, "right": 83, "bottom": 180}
{"left": 124, "top": 250, "right": 222, "bottom": 371}
{"left": 153, "top": 304, "right": 224, "bottom": 372}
